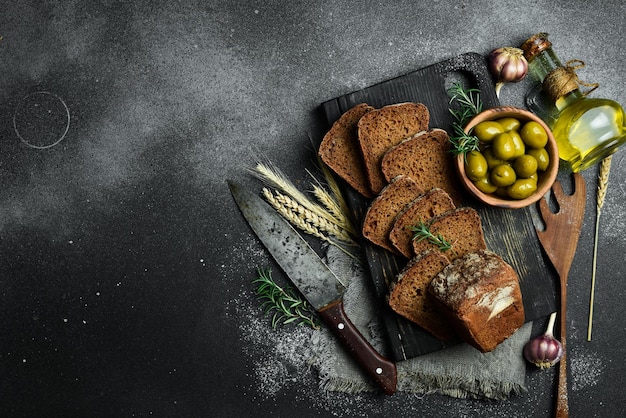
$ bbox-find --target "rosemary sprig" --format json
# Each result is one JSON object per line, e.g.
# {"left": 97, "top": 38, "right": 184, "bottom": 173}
{"left": 411, "top": 220, "right": 453, "bottom": 252}
{"left": 447, "top": 81, "right": 483, "bottom": 155}
{"left": 253, "top": 268, "right": 320, "bottom": 330}
{"left": 448, "top": 81, "right": 483, "bottom": 124}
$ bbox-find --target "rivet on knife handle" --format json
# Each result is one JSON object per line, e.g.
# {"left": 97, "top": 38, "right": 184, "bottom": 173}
{"left": 318, "top": 300, "right": 397, "bottom": 395}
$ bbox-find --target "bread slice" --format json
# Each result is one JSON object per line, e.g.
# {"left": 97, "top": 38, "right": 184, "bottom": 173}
{"left": 357, "top": 103, "right": 429, "bottom": 194}
{"left": 411, "top": 207, "right": 487, "bottom": 261}
{"left": 388, "top": 250, "right": 454, "bottom": 340}
{"left": 319, "top": 103, "right": 375, "bottom": 198}
{"left": 429, "top": 250, "right": 525, "bottom": 352}
{"left": 389, "top": 188, "right": 457, "bottom": 259}
{"left": 380, "top": 129, "right": 462, "bottom": 205}
{"left": 362, "top": 175, "right": 423, "bottom": 253}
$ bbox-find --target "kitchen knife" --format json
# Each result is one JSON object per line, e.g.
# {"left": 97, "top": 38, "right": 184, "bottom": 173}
{"left": 228, "top": 180, "right": 397, "bottom": 395}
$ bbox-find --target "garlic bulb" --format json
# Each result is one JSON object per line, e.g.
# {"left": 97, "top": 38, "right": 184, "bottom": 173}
{"left": 523, "top": 312, "right": 564, "bottom": 369}
{"left": 488, "top": 47, "right": 529, "bottom": 98}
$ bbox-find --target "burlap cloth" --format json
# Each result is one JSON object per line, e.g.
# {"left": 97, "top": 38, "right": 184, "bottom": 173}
{"left": 310, "top": 245, "right": 531, "bottom": 400}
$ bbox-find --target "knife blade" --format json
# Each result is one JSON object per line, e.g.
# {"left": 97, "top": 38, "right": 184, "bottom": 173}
{"left": 228, "top": 180, "right": 397, "bottom": 395}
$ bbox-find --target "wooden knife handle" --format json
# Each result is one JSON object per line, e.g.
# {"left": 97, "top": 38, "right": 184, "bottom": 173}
{"left": 318, "top": 299, "right": 397, "bottom": 395}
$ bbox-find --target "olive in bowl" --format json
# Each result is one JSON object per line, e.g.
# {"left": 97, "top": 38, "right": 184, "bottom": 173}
{"left": 455, "top": 106, "right": 559, "bottom": 209}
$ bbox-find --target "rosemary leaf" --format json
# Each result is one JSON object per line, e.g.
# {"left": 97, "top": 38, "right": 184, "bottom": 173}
{"left": 447, "top": 81, "right": 483, "bottom": 155}
{"left": 411, "top": 221, "right": 453, "bottom": 252}
{"left": 253, "top": 268, "right": 320, "bottom": 330}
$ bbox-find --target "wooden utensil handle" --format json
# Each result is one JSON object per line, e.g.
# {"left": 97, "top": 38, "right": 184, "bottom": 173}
{"left": 318, "top": 300, "right": 397, "bottom": 395}
{"left": 556, "top": 349, "right": 568, "bottom": 417}
{"left": 556, "top": 287, "right": 569, "bottom": 418}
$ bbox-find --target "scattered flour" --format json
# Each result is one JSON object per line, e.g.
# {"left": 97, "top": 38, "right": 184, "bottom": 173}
{"left": 233, "top": 289, "right": 315, "bottom": 398}
{"left": 570, "top": 347, "right": 606, "bottom": 392}
{"left": 224, "top": 274, "right": 549, "bottom": 418}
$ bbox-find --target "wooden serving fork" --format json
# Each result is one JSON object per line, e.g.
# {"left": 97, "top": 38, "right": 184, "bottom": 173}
{"left": 535, "top": 173, "right": 586, "bottom": 418}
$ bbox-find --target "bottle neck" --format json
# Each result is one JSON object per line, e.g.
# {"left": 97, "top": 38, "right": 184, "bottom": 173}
{"left": 555, "top": 89, "right": 583, "bottom": 111}
{"left": 528, "top": 48, "right": 582, "bottom": 105}
{"left": 527, "top": 46, "right": 563, "bottom": 83}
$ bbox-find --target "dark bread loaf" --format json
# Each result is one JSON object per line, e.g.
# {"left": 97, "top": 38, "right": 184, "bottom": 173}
{"left": 388, "top": 250, "right": 454, "bottom": 341}
{"left": 319, "top": 103, "right": 375, "bottom": 198}
{"left": 357, "top": 103, "right": 429, "bottom": 194}
{"left": 411, "top": 207, "right": 486, "bottom": 261}
{"left": 381, "top": 129, "right": 462, "bottom": 205}
{"left": 428, "top": 250, "right": 525, "bottom": 352}
{"left": 389, "top": 188, "right": 457, "bottom": 259}
{"left": 362, "top": 175, "right": 423, "bottom": 253}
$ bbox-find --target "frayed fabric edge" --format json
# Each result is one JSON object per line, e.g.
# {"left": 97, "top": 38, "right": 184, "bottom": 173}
{"left": 397, "top": 370, "right": 527, "bottom": 400}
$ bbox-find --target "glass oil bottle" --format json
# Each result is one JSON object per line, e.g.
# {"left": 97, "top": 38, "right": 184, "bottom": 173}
{"left": 521, "top": 33, "right": 626, "bottom": 172}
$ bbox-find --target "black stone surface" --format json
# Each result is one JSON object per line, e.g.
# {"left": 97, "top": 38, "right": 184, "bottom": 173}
{"left": 2, "top": 2, "right": 625, "bottom": 417}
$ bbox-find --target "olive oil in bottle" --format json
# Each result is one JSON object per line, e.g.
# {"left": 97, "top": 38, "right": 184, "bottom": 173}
{"left": 521, "top": 33, "right": 626, "bottom": 172}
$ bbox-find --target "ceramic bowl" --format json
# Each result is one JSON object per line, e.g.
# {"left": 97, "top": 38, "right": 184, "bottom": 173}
{"left": 455, "top": 106, "right": 559, "bottom": 209}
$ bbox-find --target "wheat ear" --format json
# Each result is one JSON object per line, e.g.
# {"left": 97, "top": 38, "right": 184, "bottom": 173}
{"left": 262, "top": 188, "right": 359, "bottom": 260}
{"left": 316, "top": 160, "right": 353, "bottom": 222}
{"left": 262, "top": 188, "right": 330, "bottom": 242}
{"left": 269, "top": 188, "right": 355, "bottom": 244}
{"left": 250, "top": 161, "right": 355, "bottom": 241}
{"left": 250, "top": 162, "right": 340, "bottom": 226}
{"left": 588, "top": 154, "right": 613, "bottom": 341}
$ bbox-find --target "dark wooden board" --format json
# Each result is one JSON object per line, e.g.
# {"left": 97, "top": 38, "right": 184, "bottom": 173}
{"left": 319, "top": 53, "right": 557, "bottom": 361}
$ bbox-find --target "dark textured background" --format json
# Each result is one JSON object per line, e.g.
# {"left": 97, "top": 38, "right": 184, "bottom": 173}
{"left": 1, "top": 1, "right": 625, "bottom": 417}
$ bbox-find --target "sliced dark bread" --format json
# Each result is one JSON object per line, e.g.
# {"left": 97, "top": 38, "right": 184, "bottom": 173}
{"left": 362, "top": 175, "right": 423, "bottom": 253}
{"left": 380, "top": 128, "right": 462, "bottom": 205}
{"left": 388, "top": 250, "right": 454, "bottom": 341}
{"left": 411, "top": 207, "right": 487, "bottom": 261}
{"left": 429, "top": 250, "right": 525, "bottom": 352}
{"left": 319, "top": 103, "right": 375, "bottom": 198}
{"left": 389, "top": 188, "right": 457, "bottom": 259}
{"left": 357, "top": 103, "right": 429, "bottom": 194}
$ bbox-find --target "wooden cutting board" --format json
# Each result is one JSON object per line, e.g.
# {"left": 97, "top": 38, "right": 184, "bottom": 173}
{"left": 319, "top": 52, "right": 557, "bottom": 361}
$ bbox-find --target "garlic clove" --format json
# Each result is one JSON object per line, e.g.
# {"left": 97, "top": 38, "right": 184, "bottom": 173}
{"left": 488, "top": 47, "right": 529, "bottom": 98}
{"left": 523, "top": 312, "right": 564, "bottom": 369}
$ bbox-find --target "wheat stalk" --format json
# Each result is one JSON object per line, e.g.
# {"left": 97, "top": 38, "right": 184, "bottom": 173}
{"left": 314, "top": 160, "right": 354, "bottom": 226}
{"left": 250, "top": 161, "right": 355, "bottom": 238}
{"left": 308, "top": 178, "right": 356, "bottom": 238}
{"left": 262, "top": 188, "right": 359, "bottom": 260}
{"left": 272, "top": 188, "right": 355, "bottom": 244}
{"left": 262, "top": 187, "right": 327, "bottom": 239}
{"left": 588, "top": 154, "right": 613, "bottom": 341}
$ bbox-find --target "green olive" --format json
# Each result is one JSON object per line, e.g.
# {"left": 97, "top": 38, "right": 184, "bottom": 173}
{"left": 510, "top": 131, "right": 526, "bottom": 158}
{"left": 473, "top": 176, "right": 498, "bottom": 194}
{"left": 492, "top": 133, "right": 516, "bottom": 161}
{"left": 507, "top": 178, "right": 538, "bottom": 199}
{"left": 473, "top": 121, "right": 504, "bottom": 143}
{"left": 495, "top": 187, "right": 509, "bottom": 198}
{"left": 497, "top": 117, "right": 521, "bottom": 132}
{"left": 491, "top": 164, "right": 517, "bottom": 187}
{"left": 513, "top": 154, "right": 539, "bottom": 178}
{"left": 520, "top": 121, "right": 548, "bottom": 148}
{"left": 465, "top": 150, "right": 488, "bottom": 181}
{"left": 529, "top": 172, "right": 539, "bottom": 183}
{"left": 527, "top": 147, "right": 550, "bottom": 171}
{"left": 483, "top": 148, "right": 509, "bottom": 169}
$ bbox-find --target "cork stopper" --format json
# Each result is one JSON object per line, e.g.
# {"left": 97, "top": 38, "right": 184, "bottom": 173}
{"left": 521, "top": 33, "right": 552, "bottom": 62}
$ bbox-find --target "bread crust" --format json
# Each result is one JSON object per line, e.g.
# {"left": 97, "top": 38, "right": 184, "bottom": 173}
{"left": 381, "top": 129, "right": 462, "bottom": 205}
{"left": 358, "top": 103, "right": 429, "bottom": 194}
{"left": 319, "top": 103, "right": 375, "bottom": 198}
{"left": 388, "top": 250, "right": 454, "bottom": 340}
{"left": 411, "top": 207, "right": 487, "bottom": 261}
{"left": 429, "top": 250, "right": 525, "bottom": 352}
{"left": 389, "top": 188, "right": 456, "bottom": 258}
{"left": 362, "top": 175, "right": 423, "bottom": 253}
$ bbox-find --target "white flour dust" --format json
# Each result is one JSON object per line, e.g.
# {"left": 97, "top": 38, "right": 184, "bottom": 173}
{"left": 570, "top": 347, "right": 606, "bottom": 392}
{"left": 233, "top": 290, "right": 316, "bottom": 398}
